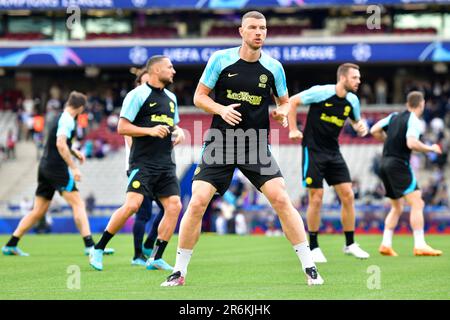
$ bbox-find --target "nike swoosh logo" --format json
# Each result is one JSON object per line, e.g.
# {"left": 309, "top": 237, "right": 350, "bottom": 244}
{"left": 325, "top": 103, "right": 333, "bottom": 107}
{"left": 228, "top": 73, "right": 238, "bottom": 77}
{"left": 150, "top": 103, "right": 157, "bottom": 107}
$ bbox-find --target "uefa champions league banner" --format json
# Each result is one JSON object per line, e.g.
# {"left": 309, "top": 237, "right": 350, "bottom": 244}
{"left": 0, "top": 0, "right": 448, "bottom": 10}
{"left": 0, "top": 42, "right": 449, "bottom": 66}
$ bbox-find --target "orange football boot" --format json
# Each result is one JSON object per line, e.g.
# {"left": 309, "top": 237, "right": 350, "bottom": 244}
{"left": 379, "top": 245, "right": 398, "bottom": 257}
{"left": 413, "top": 245, "right": 443, "bottom": 256}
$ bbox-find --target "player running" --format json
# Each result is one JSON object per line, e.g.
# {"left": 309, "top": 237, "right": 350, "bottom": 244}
{"left": 288, "top": 63, "right": 370, "bottom": 263}
{"left": 161, "top": 11, "right": 323, "bottom": 287}
{"left": 127, "top": 69, "right": 168, "bottom": 267}
{"left": 89, "top": 55, "right": 184, "bottom": 271}
{"left": 2, "top": 91, "right": 114, "bottom": 256}
{"left": 370, "top": 91, "right": 443, "bottom": 257}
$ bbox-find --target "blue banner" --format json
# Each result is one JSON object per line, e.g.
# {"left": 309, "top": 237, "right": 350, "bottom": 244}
{"left": 0, "top": 41, "right": 449, "bottom": 67}
{"left": 0, "top": 0, "right": 448, "bottom": 10}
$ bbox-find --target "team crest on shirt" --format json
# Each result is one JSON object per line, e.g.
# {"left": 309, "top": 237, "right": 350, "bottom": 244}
{"left": 258, "top": 74, "right": 268, "bottom": 88}
{"left": 132, "top": 180, "right": 141, "bottom": 189}
{"left": 170, "top": 101, "right": 175, "bottom": 113}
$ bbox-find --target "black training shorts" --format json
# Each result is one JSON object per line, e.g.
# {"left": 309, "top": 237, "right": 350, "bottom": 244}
{"left": 301, "top": 146, "right": 351, "bottom": 188}
{"left": 379, "top": 156, "right": 419, "bottom": 199}
{"left": 35, "top": 164, "right": 78, "bottom": 200}
{"left": 127, "top": 167, "right": 180, "bottom": 199}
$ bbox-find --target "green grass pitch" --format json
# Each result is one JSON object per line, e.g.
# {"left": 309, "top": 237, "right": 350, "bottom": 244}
{"left": 0, "top": 234, "right": 448, "bottom": 300}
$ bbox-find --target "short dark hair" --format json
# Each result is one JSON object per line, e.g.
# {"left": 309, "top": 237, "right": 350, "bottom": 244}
{"left": 337, "top": 63, "right": 360, "bottom": 80}
{"left": 407, "top": 91, "right": 424, "bottom": 109}
{"left": 241, "top": 11, "right": 266, "bottom": 25}
{"left": 135, "top": 68, "right": 148, "bottom": 86}
{"left": 145, "top": 55, "right": 168, "bottom": 71}
{"left": 66, "top": 91, "right": 86, "bottom": 109}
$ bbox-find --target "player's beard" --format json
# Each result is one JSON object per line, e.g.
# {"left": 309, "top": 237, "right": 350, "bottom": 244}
{"left": 344, "top": 82, "right": 358, "bottom": 94}
{"left": 161, "top": 76, "right": 173, "bottom": 86}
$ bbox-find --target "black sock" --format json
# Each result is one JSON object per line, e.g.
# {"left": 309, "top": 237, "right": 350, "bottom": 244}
{"left": 143, "top": 234, "right": 156, "bottom": 251}
{"left": 345, "top": 231, "right": 355, "bottom": 246}
{"left": 150, "top": 239, "right": 168, "bottom": 260}
{"left": 144, "top": 211, "right": 163, "bottom": 250}
{"left": 83, "top": 235, "right": 95, "bottom": 248}
{"left": 309, "top": 231, "right": 319, "bottom": 250}
{"left": 133, "top": 217, "right": 147, "bottom": 258}
{"left": 94, "top": 231, "right": 114, "bottom": 250}
{"left": 6, "top": 236, "right": 19, "bottom": 247}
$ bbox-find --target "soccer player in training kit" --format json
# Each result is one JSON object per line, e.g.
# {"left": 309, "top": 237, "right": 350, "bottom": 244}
{"left": 370, "top": 91, "right": 442, "bottom": 257}
{"left": 127, "top": 69, "right": 167, "bottom": 266}
{"left": 89, "top": 55, "right": 185, "bottom": 271}
{"left": 161, "top": 11, "right": 323, "bottom": 287}
{"left": 2, "top": 91, "right": 113, "bottom": 256}
{"left": 288, "top": 63, "right": 370, "bottom": 263}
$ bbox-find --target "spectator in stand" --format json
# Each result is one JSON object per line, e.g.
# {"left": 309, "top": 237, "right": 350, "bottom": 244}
{"left": 235, "top": 211, "right": 248, "bottom": 235}
{"left": 86, "top": 192, "right": 96, "bottom": 216}
{"left": 6, "top": 129, "right": 16, "bottom": 160}
{"left": 77, "top": 112, "right": 89, "bottom": 140}
{"left": 19, "top": 197, "right": 33, "bottom": 217}
{"left": 33, "top": 112, "right": 45, "bottom": 160}
{"left": 422, "top": 177, "right": 437, "bottom": 205}
{"left": 104, "top": 89, "right": 115, "bottom": 116}
{"left": 215, "top": 211, "right": 227, "bottom": 235}
{"left": 83, "top": 139, "right": 94, "bottom": 158}
{"left": 106, "top": 112, "right": 119, "bottom": 132}
{"left": 0, "top": 144, "right": 5, "bottom": 162}
{"left": 94, "top": 139, "right": 105, "bottom": 158}
{"left": 375, "top": 78, "right": 388, "bottom": 104}
{"left": 433, "top": 184, "right": 449, "bottom": 207}
{"left": 22, "top": 99, "right": 34, "bottom": 141}
{"left": 359, "top": 83, "right": 373, "bottom": 105}
{"left": 370, "top": 181, "right": 385, "bottom": 200}
{"left": 352, "top": 179, "right": 361, "bottom": 200}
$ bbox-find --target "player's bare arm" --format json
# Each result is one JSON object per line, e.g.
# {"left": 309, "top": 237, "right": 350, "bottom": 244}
{"left": 350, "top": 119, "right": 368, "bottom": 137}
{"left": 369, "top": 120, "right": 387, "bottom": 142}
{"left": 406, "top": 136, "right": 442, "bottom": 154}
{"left": 56, "top": 135, "right": 81, "bottom": 181}
{"left": 70, "top": 148, "right": 85, "bottom": 164}
{"left": 288, "top": 93, "right": 303, "bottom": 141}
{"left": 172, "top": 125, "right": 185, "bottom": 146}
{"left": 124, "top": 135, "right": 133, "bottom": 148}
{"left": 194, "top": 82, "right": 241, "bottom": 126}
{"left": 118, "top": 117, "right": 170, "bottom": 138}
{"left": 271, "top": 94, "right": 289, "bottom": 128}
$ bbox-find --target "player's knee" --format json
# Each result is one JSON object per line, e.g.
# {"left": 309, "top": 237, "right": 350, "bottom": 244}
{"left": 412, "top": 198, "right": 425, "bottom": 211}
{"left": 74, "top": 199, "right": 85, "bottom": 211}
{"left": 125, "top": 202, "right": 140, "bottom": 214}
{"left": 189, "top": 196, "right": 209, "bottom": 215}
{"left": 270, "top": 192, "right": 291, "bottom": 211}
{"left": 392, "top": 203, "right": 404, "bottom": 214}
{"left": 166, "top": 198, "right": 182, "bottom": 215}
{"left": 340, "top": 190, "right": 354, "bottom": 205}
{"left": 309, "top": 193, "right": 323, "bottom": 208}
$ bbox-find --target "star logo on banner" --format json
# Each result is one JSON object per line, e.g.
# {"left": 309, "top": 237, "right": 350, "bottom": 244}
{"left": 352, "top": 43, "right": 372, "bottom": 62}
{"left": 129, "top": 46, "right": 148, "bottom": 65}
